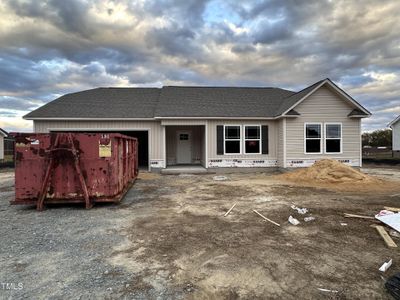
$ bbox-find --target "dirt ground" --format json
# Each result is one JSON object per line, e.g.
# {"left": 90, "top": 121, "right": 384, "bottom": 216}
{"left": 0, "top": 165, "right": 400, "bottom": 299}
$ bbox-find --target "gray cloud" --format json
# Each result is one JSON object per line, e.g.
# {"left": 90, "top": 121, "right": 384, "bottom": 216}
{"left": 0, "top": 0, "right": 399, "bottom": 131}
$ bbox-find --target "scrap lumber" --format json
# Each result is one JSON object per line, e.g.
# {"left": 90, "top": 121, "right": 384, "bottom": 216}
{"left": 375, "top": 225, "right": 398, "bottom": 248}
{"left": 384, "top": 206, "right": 400, "bottom": 212}
{"left": 224, "top": 203, "right": 237, "bottom": 217}
{"left": 253, "top": 210, "right": 280, "bottom": 227}
{"left": 344, "top": 213, "right": 375, "bottom": 219}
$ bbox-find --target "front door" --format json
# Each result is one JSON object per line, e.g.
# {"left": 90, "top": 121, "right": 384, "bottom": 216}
{"left": 176, "top": 131, "right": 191, "bottom": 164}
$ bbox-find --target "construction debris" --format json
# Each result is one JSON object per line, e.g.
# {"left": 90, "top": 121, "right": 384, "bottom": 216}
{"left": 340, "top": 222, "right": 348, "bottom": 226}
{"left": 224, "top": 203, "right": 237, "bottom": 217}
{"left": 213, "top": 176, "right": 229, "bottom": 181}
{"left": 375, "top": 225, "right": 398, "bottom": 248}
{"left": 376, "top": 210, "right": 395, "bottom": 217}
{"left": 384, "top": 206, "right": 400, "bottom": 212}
{"left": 344, "top": 213, "right": 375, "bottom": 219}
{"left": 304, "top": 216, "right": 316, "bottom": 222}
{"left": 253, "top": 210, "right": 280, "bottom": 227}
{"left": 288, "top": 216, "right": 300, "bottom": 226}
{"left": 379, "top": 259, "right": 393, "bottom": 272}
{"left": 291, "top": 205, "right": 308, "bottom": 214}
{"left": 317, "top": 288, "right": 339, "bottom": 293}
{"left": 390, "top": 230, "right": 400, "bottom": 238}
{"left": 376, "top": 213, "right": 400, "bottom": 233}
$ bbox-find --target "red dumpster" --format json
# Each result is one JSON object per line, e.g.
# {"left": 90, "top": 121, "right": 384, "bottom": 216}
{"left": 11, "top": 133, "right": 138, "bottom": 210}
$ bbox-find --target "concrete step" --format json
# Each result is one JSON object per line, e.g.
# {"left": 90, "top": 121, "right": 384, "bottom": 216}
{"left": 161, "top": 167, "right": 208, "bottom": 175}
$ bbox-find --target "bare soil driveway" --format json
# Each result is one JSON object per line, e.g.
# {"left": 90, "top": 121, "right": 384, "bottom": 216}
{"left": 0, "top": 166, "right": 400, "bottom": 299}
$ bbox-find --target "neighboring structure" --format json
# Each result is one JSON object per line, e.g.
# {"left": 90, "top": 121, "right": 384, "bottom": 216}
{"left": 0, "top": 128, "right": 7, "bottom": 160}
{"left": 24, "top": 78, "right": 371, "bottom": 171}
{"left": 389, "top": 115, "right": 400, "bottom": 151}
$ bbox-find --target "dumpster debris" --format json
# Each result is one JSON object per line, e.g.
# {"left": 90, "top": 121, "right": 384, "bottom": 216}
{"left": 376, "top": 213, "right": 400, "bottom": 233}
{"left": 379, "top": 259, "right": 393, "bottom": 272}
{"left": 304, "top": 216, "right": 315, "bottom": 222}
{"left": 375, "top": 225, "right": 398, "bottom": 248}
{"left": 385, "top": 272, "right": 400, "bottom": 299}
{"left": 288, "top": 216, "right": 300, "bottom": 226}
{"left": 291, "top": 205, "right": 308, "bottom": 214}
{"left": 224, "top": 203, "right": 237, "bottom": 217}
{"left": 253, "top": 210, "right": 280, "bottom": 227}
{"left": 340, "top": 222, "right": 348, "bottom": 226}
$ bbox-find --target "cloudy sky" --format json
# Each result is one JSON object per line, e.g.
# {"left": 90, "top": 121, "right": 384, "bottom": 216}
{"left": 0, "top": 0, "right": 399, "bottom": 132}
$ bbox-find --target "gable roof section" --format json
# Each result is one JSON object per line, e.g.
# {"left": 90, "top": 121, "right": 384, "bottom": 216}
{"left": 24, "top": 88, "right": 161, "bottom": 119}
{"left": 275, "top": 79, "right": 325, "bottom": 116}
{"left": 0, "top": 128, "right": 7, "bottom": 137}
{"left": 348, "top": 108, "right": 369, "bottom": 117}
{"left": 389, "top": 115, "right": 400, "bottom": 128}
{"left": 278, "top": 78, "right": 371, "bottom": 117}
{"left": 24, "top": 78, "right": 371, "bottom": 120}
{"left": 154, "top": 86, "right": 295, "bottom": 118}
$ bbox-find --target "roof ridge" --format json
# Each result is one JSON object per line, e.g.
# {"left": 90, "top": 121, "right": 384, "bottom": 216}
{"left": 97, "top": 87, "right": 161, "bottom": 90}
{"left": 163, "top": 85, "right": 287, "bottom": 89}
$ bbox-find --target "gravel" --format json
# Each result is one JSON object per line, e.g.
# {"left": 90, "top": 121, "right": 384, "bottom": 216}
{"left": 0, "top": 170, "right": 178, "bottom": 299}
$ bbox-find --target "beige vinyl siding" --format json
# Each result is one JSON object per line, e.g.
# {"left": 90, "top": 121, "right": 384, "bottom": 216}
{"left": 33, "top": 120, "right": 164, "bottom": 160}
{"left": 393, "top": 121, "right": 400, "bottom": 151}
{"left": 0, "top": 135, "right": 4, "bottom": 160}
{"left": 207, "top": 120, "right": 278, "bottom": 159}
{"left": 166, "top": 126, "right": 205, "bottom": 165}
{"left": 285, "top": 86, "right": 361, "bottom": 164}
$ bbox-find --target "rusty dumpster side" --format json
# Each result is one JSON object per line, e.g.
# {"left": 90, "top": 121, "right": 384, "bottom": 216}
{"left": 11, "top": 132, "right": 138, "bottom": 210}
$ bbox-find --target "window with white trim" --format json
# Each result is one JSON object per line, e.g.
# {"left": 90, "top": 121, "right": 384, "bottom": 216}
{"left": 305, "top": 124, "right": 322, "bottom": 153}
{"left": 325, "top": 123, "right": 342, "bottom": 153}
{"left": 244, "top": 125, "right": 261, "bottom": 154}
{"left": 224, "top": 125, "right": 241, "bottom": 154}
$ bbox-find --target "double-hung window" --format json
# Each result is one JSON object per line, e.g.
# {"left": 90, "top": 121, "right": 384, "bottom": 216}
{"left": 325, "top": 123, "right": 342, "bottom": 153}
{"left": 305, "top": 123, "right": 322, "bottom": 153}
{"left": 224, "top": 125, "right": 241, "bottom": 154}
{"left": 244, "top": 125, "right": 261, "bottom": 154}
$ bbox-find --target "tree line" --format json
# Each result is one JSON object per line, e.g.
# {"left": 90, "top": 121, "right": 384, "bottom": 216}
{"left": 362, "top": 129, "right": 392, "bottom": 147}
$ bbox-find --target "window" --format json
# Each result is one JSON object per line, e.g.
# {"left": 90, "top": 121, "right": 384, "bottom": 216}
{"left": 179, "top": 133, "right": 189, "bottom": 140}
{"left": 244, "top": 125, "right": 261, "bottom": 154}
{"left": 325, "top": 123, "right": 342, "bottom": 153}
{"left": 224, "top": 125, "right": 241, "bottom": 154}
{"left": 305, "top": 123, "right": 322, "bottom": 153}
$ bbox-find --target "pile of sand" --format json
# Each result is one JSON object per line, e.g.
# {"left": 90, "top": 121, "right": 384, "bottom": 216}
{"left": 277, "top": 159, "right": 379, "bottom": 184}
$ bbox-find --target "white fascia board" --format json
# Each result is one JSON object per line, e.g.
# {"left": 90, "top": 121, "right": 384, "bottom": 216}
{"left": 388, "top": 115, "right": 400, "bottom": 128}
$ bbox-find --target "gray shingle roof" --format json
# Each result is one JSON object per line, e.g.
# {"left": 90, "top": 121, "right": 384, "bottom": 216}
{"left": 24, "top": 78, "right": 369, "bottom": 119}
{"left": 24, "top": 88, "right": 161, "bottom": 119}
{"left": 154, "top": 86, "right": 295, "bottom": 117}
